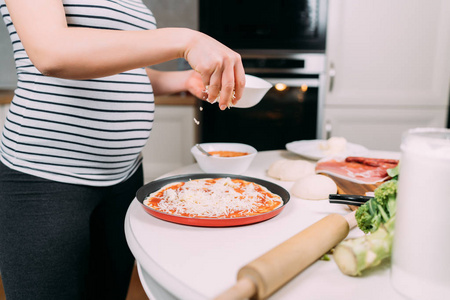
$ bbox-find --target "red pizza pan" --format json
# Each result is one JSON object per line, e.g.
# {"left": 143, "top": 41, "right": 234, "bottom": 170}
{"left": 136, "top": 173, "right": 290, "bottom": 227}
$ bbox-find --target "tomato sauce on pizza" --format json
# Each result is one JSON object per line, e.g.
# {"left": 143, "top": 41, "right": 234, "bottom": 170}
{"left": 144, "top": 177, "right": 283, "bottom": 218}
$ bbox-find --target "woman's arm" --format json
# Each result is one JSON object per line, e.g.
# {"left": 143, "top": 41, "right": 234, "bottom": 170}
{"left": 5, "top": 0, "right": 245, "bottom": 109}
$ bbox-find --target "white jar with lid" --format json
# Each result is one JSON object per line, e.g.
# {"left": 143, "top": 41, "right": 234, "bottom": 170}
{"left": 391, "top": 127, "right": 450, "bottom": 299}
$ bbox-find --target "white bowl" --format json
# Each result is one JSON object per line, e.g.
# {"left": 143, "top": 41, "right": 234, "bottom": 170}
{"left": 233, "top": 74, "right": 272, "bottom": 108}
{"left": 191, "top": 143, "right": 257, "bottom": 174}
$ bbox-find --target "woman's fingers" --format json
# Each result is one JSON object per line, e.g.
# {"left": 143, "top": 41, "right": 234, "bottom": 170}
{"left": 206, "top": 69, "right": 222, "bottom": 104}
{"left": 185, "top": 32, "right": 245, "bottom": 110}
{"left": 207, "top": 66, "right": 237, "bottom": 110}
{"left": 232, "top": 59, "right": 246, "bottom": 105}
{"left": 215, "top": 60, "right": 245, "bottom": 109}
{"left": 205, "top": 54, "right": 244, "bottom": 110}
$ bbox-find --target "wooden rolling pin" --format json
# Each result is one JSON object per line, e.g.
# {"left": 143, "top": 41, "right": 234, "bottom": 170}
{"left": 215, "top": 212, "right": 357, "bottom": 300}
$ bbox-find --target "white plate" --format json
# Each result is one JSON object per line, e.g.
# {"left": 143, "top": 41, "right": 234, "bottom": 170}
{"left": 286, "top": 139, "right": 369, "bottom": 160}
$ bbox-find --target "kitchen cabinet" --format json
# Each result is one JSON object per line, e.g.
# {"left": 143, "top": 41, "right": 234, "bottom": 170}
{"left": 0, "top": 104, "right": 9, "bottom": 130}
{"left": 323, "top": 106, "right": 446, "bottom": 151}
{"left": 141, "top": 96, "right": 198, "bottom": 183}
{"left": 324, "top": 0, "right": 450, "bottom": 150}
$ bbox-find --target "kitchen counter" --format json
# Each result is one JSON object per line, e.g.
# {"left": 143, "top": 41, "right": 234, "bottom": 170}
{"left": 0, "top": 90, "right": 14, "bottom": 105}
{"left": 154, "top": 94, "right": 197, "bottom": 106}
{"left": 0, "top": 89, "right": 197, "bottom": 106}
{"left": 125, "top": 150, "right": 404, "bottom": 300}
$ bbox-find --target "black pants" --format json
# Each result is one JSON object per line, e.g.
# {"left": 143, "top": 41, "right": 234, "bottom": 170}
{"left": 0, "top": 161, "right": 143, "bottom": 300}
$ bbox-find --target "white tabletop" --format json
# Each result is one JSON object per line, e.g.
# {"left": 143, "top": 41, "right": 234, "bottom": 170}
{"left": 125, "top": 150, "right": 404, "bottom": 300}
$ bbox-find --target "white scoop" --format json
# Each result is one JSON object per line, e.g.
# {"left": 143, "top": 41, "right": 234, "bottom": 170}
{"left": 233, "top": 74, "right": 272, "bottom": 108}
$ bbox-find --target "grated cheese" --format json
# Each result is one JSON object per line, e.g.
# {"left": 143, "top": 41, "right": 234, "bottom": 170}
{"left": 193, "top": 117, "right": 200, "bottom": 125}
{"left": 144, "top": 177, "right": 283, "bottom": 218}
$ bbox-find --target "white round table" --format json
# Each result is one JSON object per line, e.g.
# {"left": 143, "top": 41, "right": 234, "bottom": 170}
{"left": 125, "top": 150, "right": 404, "bottom": 300}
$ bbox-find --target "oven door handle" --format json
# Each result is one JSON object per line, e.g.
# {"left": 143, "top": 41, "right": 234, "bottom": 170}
{"left": 264, "top": 78, "right": 320, "bottom": 88}
{"left": 328, "top": 62, "right": 336, "bottom": 92}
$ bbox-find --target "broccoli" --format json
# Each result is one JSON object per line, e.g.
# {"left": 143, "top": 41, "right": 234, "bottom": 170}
{"left": 333, "top": 167, "right": 399, "bottom": 276}
{"left": 386, "top": 164, "right": 399, "bottom": 180}
{"left": 355, "top": 179, "right": 398, "bottom": 234}
{"left": 334, "top": 216, "right": 395, "bottom": 276}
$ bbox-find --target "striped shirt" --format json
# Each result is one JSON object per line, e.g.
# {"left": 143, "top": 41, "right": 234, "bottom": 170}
{"left": 0, "top": 0, "right": 157, "bottom": 186}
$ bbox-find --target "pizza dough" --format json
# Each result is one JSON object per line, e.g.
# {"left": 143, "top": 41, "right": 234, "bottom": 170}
{"left": 291, "top": 174, "right": 337, "bottom": 200}
{"left": 267, "top": 159, "right": 315, "bottom": 181}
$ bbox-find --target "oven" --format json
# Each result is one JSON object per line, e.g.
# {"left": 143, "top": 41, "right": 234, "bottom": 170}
{"left": 199, "top": 0, "right": 328, "bottom": 51}
{"left": 197, "top": 0, "right": 328, "bottom": 151}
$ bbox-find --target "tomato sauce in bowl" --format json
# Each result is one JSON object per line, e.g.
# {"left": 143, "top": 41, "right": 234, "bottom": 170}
{"left": 208, "top": 151, "right": 249, "bottom": 157}
{"left": 191, "top": 143, "right": 257, "bottom": 174}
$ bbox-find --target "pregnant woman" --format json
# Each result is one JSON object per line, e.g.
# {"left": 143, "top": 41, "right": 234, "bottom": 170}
{"left": 0, "top": 0, "right": 245, "bottom": 299}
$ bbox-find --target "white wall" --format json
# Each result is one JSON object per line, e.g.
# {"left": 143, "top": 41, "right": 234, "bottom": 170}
{"left": 144, "top": 0, "right": 197, "bottom": 29}
{"left": 0, "top": 104, "right": 9, "bottom": 130}
{"left": 143, "top": 0, "right": 198, "bottom": 71}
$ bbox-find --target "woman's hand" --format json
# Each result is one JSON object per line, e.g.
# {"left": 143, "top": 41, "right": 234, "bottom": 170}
{"left": 183, "top": 31, "right": 246, "bottom": 110}
{"left": 148, "top": 68, "right": 245, "bottom": 110}
{"left": 184, "top": 70, "right": 208, "bottom": 101}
